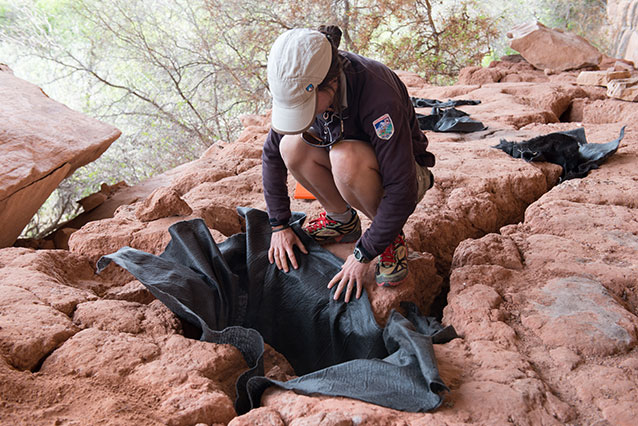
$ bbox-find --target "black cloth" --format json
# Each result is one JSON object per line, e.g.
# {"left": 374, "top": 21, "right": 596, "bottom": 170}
{"left": 494, "top": 126, "right": 625, "bottom": 181}
{"left": 97, "top": 208, "right": 456, "bottom": 415}
{"left": 411, "top": 98, "right": 481, "bottom": 109}
{"left": 411, "top": 97, "right": 486, "bottom": 133}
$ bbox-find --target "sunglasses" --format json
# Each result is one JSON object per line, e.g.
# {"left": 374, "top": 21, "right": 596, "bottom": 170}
{"left": 301, "top": 110, "right": 344, "bottom": 148}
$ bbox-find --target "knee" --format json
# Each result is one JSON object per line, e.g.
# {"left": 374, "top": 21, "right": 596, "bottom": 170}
{"left": 279, "top": 134, "right": 307, "bottom": 170}
{"left": 330, "top": 141, "right": 378, "bottom": 185}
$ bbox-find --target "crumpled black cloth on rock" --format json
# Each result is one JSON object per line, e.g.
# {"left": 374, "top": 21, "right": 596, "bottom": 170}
{"left": 97, "top": 207, "right": 457, "bottom": 415}
{"left": 494, "top": 126, "right": 625, "bottom": 181}
{"left": 411, "top": 97, "right": 486, "bottom": 133}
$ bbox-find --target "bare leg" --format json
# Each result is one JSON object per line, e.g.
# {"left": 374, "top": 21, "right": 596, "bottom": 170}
{"left": 329, "top": 139, "right": 383, "bottom": 220}
{"left": 279, "top": 134, "right": 349, "bottom": 213}
{"left": 280, "top": 136, "right": 383, "bottom": 219}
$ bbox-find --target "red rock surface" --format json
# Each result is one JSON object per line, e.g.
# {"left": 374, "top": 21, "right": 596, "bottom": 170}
{"left": 135, "top": 187, "right": 193, "bottom": 222}
{"left": 0, "top": 67, "right": 121, "bottom": 247}
{"left": 1, "top": 56, "right": 637, "bottom": 424}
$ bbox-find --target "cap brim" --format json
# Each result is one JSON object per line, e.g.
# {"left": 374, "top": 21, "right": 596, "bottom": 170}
{"left": 271, "top": 93, "right": 316, "bottom": 135}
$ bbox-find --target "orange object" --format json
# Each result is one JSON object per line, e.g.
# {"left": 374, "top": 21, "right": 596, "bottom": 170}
{"left": 294, "top": 182, "right": 316, "bottom": 200}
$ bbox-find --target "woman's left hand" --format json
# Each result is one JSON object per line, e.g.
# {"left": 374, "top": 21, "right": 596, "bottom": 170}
{"left": 327, "top": 254, "right": 374, "bottom": 303}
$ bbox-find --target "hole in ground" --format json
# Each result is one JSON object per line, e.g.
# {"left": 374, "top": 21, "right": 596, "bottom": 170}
{"left": 560, "top": 98, "right": 586, "bottom": 123}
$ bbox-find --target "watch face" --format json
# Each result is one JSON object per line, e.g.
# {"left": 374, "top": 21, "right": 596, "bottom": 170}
{"left": 354, "top": 247, "right": 368, "bottom": 263}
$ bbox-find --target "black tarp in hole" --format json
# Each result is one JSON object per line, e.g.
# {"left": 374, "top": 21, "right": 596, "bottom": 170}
{"left": 97, "top": 207, "right": 457, "bottom": 414}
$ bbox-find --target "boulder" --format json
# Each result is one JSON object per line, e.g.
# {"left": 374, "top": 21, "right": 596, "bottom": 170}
{"left": 134, "top": 187, "right": 193, "bottom": 222}
{"left": 0, "top": 68, "right": 121, "bottom": 247}
{"left": 576, "top": 70, "right": 633, "bottom": 86}
{"left": 507, "top": 21, "right": 602, "bottom": 71}
{"left": 607, "top": 76, "right": 638, "bottom": 101}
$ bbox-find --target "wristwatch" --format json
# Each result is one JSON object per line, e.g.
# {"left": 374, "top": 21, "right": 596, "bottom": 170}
{"left": 353, "top": 246, "right": 370, "bottom": 263}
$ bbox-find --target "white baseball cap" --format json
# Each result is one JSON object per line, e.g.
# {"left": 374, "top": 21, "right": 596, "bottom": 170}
{"left": 267, "top": 29, "right": 332, "bottom": 134}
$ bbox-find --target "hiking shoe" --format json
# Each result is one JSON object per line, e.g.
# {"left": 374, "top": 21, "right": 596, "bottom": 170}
{"left": 375, "top": 232, "right": 408, "bottom": 287}
{"left": 304, "top": 210, "right": 361, "bottom": 244}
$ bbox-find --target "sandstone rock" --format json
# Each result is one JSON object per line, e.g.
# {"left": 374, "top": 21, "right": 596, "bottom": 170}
{"left": 3, "top": 163, "right": 71, "bottom": 244}
{"left": 78, "top": 192, "right": 108, "bottom": 212}
{"left": 571, "top": 365, "right": 638, "bottom": 425}
{"left": 561, "top": 98, "right": 586, "bottom": 122}
{"left": 613, "top": 60, "right": 635, "bottom": 72}
{"left": 40, "top": 329, "right": 242, "bottom": 424}
{"left": 0, "top": 248, "right": 105, "bottom": 305}
{"left": 549, "top": 347, "right": 581, "bottom": 372}
{"left": 0, "top": 248, "right": 111, "bottom": 370}
{"left": 576, "top": 70, "right": 632, "bottom": 86}
{"left": 239, "top": 113, "right": 270, "bottom": 129}
{"left": 228, "top": 407, "right": 285, "bottom": 426}
{"left": 507, "top": 21, "right": 602, "bottom": 71}
{"left": 608, "top": 0, "right": 638, "bottom": 65}
{"left": 73, "top": 299, "right": 180, "bottom": 336}
{"left": 188, "top": 202, "right": 244, "bottom": 237}
{"left": 410, "top": 84, "right": 479, "bottom": 100}
{"left": 76, "top": 181, "right": 128, "bottom": 214}
{"left": 457, "top": 60, "right": 550, "bottom": 86}
{"left": 288, "top": 412, "right": 353, "bottom": 426}
{"left": 392, "top": 70, "right": 429, "bottom": 90}
{"left": 135, "top": 187, "right": 193, "bottom": 222}
{"left": 0, "top": 355, "right": 171, "bottom": 425}
{"left": 607, "top": 76, "right": 638, "bottom": 101}
{"left": 128, "top": 334, "right": 246, "bottom": 393}
{"left": 69, "top": 206, "right": 174, "bottom": 264}
{"left": 13, "top": 236, "right": 56, "bottom": 250}
{"left": 103, "top": 279, "right": 156, "bottom": 304}
{"left": 41, "top": 328, "right": 160, "bottom": 379}
{"left": 457, "top": 66, "right": 503, "bottom": 85}
{"left": 159, "top": 383, "right": 236, "bottom": 426}
{"left": 440, "top": 124, "right": 638, "bottom": 423}
{"left": 0, "top": 70, "right": 121, "bottom": 247}
{"left": 521, "top": 276, "right": 638, "bottom": 356}
{"left": 263, "top": 344, "right": 295, "bottom": 381}
{"left": 0, "top": 284, "right": 78, "bottom": 370}
{"left": 405, "top": 135, "right": 562, "bottom": 272}
{"left": 452, "top": 234, "right": 523, "bottom": 270}
{"left": 581, "top": 97, "right": 638, "bottom": 123}
{"left": 61, "top": 172, "right": 177, "bottom": 233}
{"left": 52, "top": 227, "right": 77, "bottom": 250}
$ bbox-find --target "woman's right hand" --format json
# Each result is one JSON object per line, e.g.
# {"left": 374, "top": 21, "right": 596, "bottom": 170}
{"left": 268, "top": 227, "right": 308, "bottom": 272}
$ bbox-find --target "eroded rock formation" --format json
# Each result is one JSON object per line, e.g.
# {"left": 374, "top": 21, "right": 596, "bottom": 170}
{"left": 1, "top": 55, "right": 637, "bottom": 425}
{"left": 507, "top": 22, "right": 603, "bottom": 72}
{"left": 0, "top": 66, "right": 121, "bottom": 247}
{"left": 608, "top": 0, "right": 638, "bottom": 65}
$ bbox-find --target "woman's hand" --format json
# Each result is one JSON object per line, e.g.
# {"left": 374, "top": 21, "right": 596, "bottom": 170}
{"left": 327, "top": 254, "right": 374, "bottom": 303}
{"left": 268, "top": 227, "right": 308, "bottom": 272}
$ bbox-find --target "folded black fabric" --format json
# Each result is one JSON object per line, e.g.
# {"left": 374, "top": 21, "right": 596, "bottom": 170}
{"left": 97, "top": 208, "right": 456, "bottom": 415}
{"left": 494, "top": 126, "right": 625, "bottom": 180}
{"left": 411, "top": 97, "right": 486, "bottom": 133}
{"left": 410, "top": 97, "right": 482, "bottom": 108}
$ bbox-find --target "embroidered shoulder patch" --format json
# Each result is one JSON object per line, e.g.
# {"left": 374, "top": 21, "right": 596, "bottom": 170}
{"left": 373, "top": 113, "right": 394, "bottom": 140}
